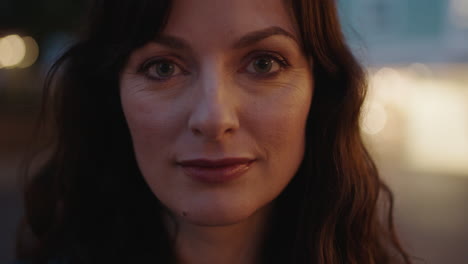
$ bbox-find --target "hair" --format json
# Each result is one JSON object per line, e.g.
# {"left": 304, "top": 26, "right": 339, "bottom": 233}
{"left": 16, "top": 0, "right": 414, "bottom": 263}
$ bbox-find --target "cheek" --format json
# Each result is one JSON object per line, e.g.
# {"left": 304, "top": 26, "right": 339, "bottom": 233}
{"left": 121, "top": 94, "right": 162, "bottom": 142}
{"left": 120, "top": 76, "right": 187, "bottom": 141}
{"left": 237, "top": 77, "right": 312, "bottom": 200}
{"left": 119, "top": 85, "right": 179, "bottom": 173}
{"left": 251, "top": 77, "right": 312, "bottom": 159}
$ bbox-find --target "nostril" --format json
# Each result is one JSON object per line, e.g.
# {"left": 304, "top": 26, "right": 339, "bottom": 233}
{"left": 190, "top": 124, "right": 237, "bottom": 138}
{"left": 187, "top": 102, "right": 240, "bottom": 139}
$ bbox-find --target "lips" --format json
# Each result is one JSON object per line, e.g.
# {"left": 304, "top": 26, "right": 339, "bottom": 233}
{"left": 177, "top": 158, "right": 255, "bottom": 184}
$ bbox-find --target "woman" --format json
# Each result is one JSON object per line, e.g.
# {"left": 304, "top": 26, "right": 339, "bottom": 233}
{"left": 16, "top": 0, "right": 413, "bottom": 263}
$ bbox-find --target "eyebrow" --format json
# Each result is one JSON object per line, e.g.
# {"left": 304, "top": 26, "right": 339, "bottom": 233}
{"left": 152, "top": 26, "right": 298, "bottom": 51}
{"left": 232, "top": 26, "right": 298, "bottom": 49}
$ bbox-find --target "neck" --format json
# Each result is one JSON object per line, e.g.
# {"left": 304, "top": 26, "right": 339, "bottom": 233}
{"left": 166, "top": 205, "right": 272, "bottom": 264}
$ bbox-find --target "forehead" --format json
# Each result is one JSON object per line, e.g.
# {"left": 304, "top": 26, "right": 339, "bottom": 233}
{"left": 162, "top": 0, "right": 296, "bottom": 49}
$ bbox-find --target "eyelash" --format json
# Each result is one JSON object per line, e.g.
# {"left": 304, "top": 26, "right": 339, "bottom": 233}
{"left": 138, "top": 58, "right": 187, "bottom": 81}
{"left": 138, "top": 51, "right": 291, "bottom": 82}
{"left": 245, "top": 52, "right": 291, "bottom": 78}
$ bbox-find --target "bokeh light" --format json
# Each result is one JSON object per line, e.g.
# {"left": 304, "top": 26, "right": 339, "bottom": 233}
{"left": 451, "top": 0, "right": 468, "bottom": 28}
{"left": 0, "top": 34, "right": 26, "bottom": 68}
{"left": 365, "top": 64, "right": 468, "bottom": 176}
{"left": 17, "top": 36, "right": 39, "bottom": 68}
{"left": 361, "top": 101, "right": 388, "bottom": 135}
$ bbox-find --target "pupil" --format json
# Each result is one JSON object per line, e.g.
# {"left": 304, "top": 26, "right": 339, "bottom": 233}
{"left": 157, "top": 63, "right": 174, "bottom": 76}
{"left": 254, "top": 58, "right": 272, "bottom": 73}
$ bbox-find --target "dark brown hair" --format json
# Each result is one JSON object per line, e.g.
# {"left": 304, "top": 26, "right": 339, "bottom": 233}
{"left": 17, "top": 0, "right": 413, "bottom": 263}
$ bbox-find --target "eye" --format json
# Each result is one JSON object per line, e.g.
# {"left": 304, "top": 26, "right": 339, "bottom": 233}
{"left": 139, "top": 59, "right": 184, "bottom": 81}
{"left": 245, "top": 53, "right": 289, "bottom": 76}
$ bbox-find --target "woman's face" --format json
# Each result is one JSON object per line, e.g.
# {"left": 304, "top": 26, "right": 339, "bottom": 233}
{"left": 120, "top": 0, "right": 313, "bottom": 226}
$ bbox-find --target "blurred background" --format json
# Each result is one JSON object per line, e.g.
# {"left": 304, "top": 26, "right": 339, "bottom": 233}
{"left": 0, "top": 0, "right": 467, "bottom": 263}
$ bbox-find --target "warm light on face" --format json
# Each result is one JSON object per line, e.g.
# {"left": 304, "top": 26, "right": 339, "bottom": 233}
{"left": 119, "top": 0, "right": 313, "bottom": 226}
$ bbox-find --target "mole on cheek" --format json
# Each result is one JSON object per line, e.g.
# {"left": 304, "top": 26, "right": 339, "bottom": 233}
{"left": 182, "top": 211, "right": 187, "bottom": 217}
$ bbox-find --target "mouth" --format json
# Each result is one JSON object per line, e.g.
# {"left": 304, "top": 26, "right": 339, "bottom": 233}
{"left": 177, "top": 158, "right": 256, "bottom": 184}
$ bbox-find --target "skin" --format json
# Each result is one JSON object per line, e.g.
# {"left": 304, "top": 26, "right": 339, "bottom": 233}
{"left": 119, "top": 0, "right": 313, "bottom": 263}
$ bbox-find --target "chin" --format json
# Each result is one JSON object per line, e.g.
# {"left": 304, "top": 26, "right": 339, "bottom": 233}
{"left": 188, "top": 213, "right": 251, "bottom": 227}
{"left": 176, "top": 200, "right": 267, "bottom": 227}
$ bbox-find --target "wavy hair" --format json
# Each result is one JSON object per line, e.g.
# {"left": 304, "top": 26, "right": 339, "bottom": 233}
{"left": 16, "top": 0, "right": 413, "bottom": 263}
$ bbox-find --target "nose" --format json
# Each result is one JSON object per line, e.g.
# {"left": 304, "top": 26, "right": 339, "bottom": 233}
{"left": 188, "top": 73, "right": 239, "bottom": 141}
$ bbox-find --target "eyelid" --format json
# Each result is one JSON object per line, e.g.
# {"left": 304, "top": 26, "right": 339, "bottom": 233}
{"left": 138, "top": 57, "right": 185, "bottom": 73}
